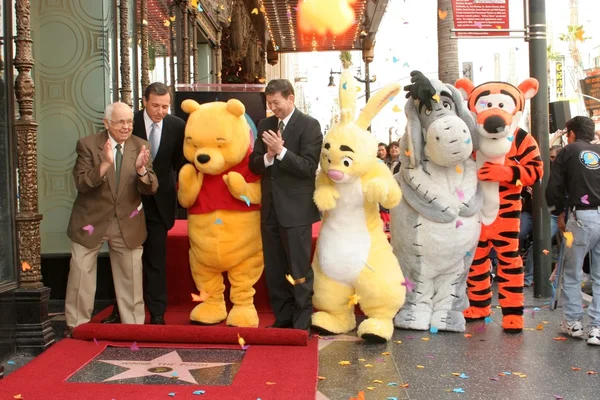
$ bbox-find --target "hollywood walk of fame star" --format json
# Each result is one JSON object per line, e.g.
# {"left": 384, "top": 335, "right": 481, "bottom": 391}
{"left": 100, "top": 350, "right": 235, "bottom": 384}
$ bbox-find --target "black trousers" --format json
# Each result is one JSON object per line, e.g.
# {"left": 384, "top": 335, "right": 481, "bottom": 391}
{"left": 142, "top": 219, "right": 169, "bottom": 317}
{"left": 261, "top": 204, "right": 313, "bottom": 330}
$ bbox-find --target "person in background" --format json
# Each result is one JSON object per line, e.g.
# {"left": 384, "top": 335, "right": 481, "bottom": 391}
{"left": 377, "top": 142, "right": 389, "bottom": 162}
{"left": 386, "top": 141, "right": 401, "bottom": 174}
{"left": 546, "top": 116, "right": 600, "bottom": 346}
{"left": 64, "top": 102, "right": 158, "bottom": 337}
{"left": 248, "top": 79, "right": 323, "bottom": 331}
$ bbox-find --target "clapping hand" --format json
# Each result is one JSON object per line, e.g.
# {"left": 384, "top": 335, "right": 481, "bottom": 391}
{"left": 103, "top": 139, "right": 114, "bottom": 165}
{"left": 262, "top": 129, "right": 285, "bottom": 158}
{"left": 135, "top": 145, "right": 150, "bottom": 174}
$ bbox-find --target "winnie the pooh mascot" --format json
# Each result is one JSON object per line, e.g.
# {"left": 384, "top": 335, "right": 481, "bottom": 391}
{"left": 311, "top": 72, "right": 405, "bottom": 342}
{"left": 178, "top": 99, "right": 263, "bottom": 328}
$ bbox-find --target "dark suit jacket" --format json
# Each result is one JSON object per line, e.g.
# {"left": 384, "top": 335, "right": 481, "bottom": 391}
{"left": 67, "top": 130, "right": 158, "bottom": 249}
{"left": 133, "top": 111, "right": 185, "bottom": 229}
{"left": 249, "top": 110, "right": 323, "bottom": 228}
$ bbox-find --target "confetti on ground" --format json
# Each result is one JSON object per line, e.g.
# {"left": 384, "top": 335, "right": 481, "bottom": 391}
{"left": 416, "top": 365, "right": 425, "bottom": 369}
{"left": 459, "top": 373, "right": 469, "bottom": 379}
{"left": 82, "top": 224, "right": 94, "bottom": 235}
{"left": 425, "top": 354, "right": 436, "bottom": 359}
{"left": 587, "top": 371, "right": 598, "bottom": 375}
{"left": 129, "top": 209, "right": 139, "bottom": 218}
{"left": 266, "top": 382, "right": 276, "bottom": 385}
{"left": 554, "top": 337, "right": 567, "bottom": 341}
{"left": 13, "top": 395, "right": 22, "bottom": 399}
{"left": 130, "top": 342, "right": 139, "bottom": 351}
{"left": 400, "top": 383, "right": 410, "bottom": 388}
{"left": 366, "top": 387, "right": 376, "bottom": 390}
{"left": 358, "top": 358, "right": 366, "bottom": 362}
{"left": 317, "top": 376, "right": 326, "bottom": 380}
{"left": 421, "top": 337, "right": 430, "bottom": 341}
{"left": 7, "top": 360, "right": 15, "bottom": 365}
{"left": 490, "top": 377, "right": 499, "bottom": 381}
{"left": 376, "top": 357, "right": 385, "bottom": 362}
{"left": 535, "top": 323, "right": 544, "bottom": 330}
{"left": 338, "top": 360, "right": 351, "bottom": 366}
{"left": 388, "top": 382, "right": 399, "bottom": 387}
{"left": 394, "top": 340, "right": 402, "bottom": 344}
{"left": 387, "top": 397, "right": 398, "bottom": 400}
{"left": 381, "top": 352, "right": 391, "bottom": 356}
{"left": 364, "top": 364, "right": 374, "bottom": 367}
{"left": 168, "top": 393, "right": 176, "bottom": 397}
{"left": 192, "top": 390, "right": 205, "bottom": 395}
{"left": 554, "top": 396, "right": 564, "bottom": 399}
{"left": 464, "top": 333, "right": 472, "bottom": 338}
{"left": 571, "top": 367, "right": 582, "bottom": 371}
{"left": 406, "top": 335, "right": 415, "bottom": 339}
{"left": 373, "top": 379, "right": 384, "bottom": 384}
{"left": 453, "top": 388, "right": 465, "bottom": 393}
{"left": 484, "top": 317, "right": 493, "bottom": 324}
{"left": 533, "top": 307, "right": 541, "bottom": 311}
{"left": 349, "top": 391, "right": 365, "bottom": 400}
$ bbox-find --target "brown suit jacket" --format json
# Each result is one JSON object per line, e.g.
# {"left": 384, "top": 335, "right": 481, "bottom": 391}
{"left": 67, "top": 130, "right": 158, "bottom": 249}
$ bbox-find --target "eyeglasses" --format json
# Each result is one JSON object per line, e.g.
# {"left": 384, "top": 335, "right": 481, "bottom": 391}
{"left": 108, "top": 119, "right": 134, "bottom": 127}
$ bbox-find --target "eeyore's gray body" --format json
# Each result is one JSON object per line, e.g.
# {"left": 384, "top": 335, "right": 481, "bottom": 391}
{"left": 390, "top": 79, "right": 482, "bottom": 332}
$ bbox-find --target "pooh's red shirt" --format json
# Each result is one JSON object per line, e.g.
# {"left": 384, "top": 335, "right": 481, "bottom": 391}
{"left": 188, "top": 150, "right": 261, "bottom": 214}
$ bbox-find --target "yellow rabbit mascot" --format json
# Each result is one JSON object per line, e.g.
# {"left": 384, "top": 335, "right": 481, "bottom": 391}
{"left": 311, "top": 74, "right": 405, "bottom": 342}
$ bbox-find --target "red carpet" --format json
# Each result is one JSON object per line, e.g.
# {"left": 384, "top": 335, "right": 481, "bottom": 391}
{"left": 165, "top": 220, "right": 322, "bottom": 312}
{"left": 1, "top": 338, "right": 319, "bottom": 400}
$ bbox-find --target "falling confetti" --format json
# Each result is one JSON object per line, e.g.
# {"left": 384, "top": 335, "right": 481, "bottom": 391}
{"left": 563, "top": 231, "right": 574, "bottom": 248}
{"left": 240, "top": 195, "right": 251, "bottom": 206}
{"left": 507, "top": 136, "right": 514, "bottom": 142}
{"left": 484, "top": 317, "right": 493, "bottom": 324}
{"left": 404, "top": 150, "right": 412, "bottom": 156}
{"left": 129, "top": 209, "right": 139, "bottom": 218}
{"left": 82, "top": 224, "right": 94, "bottom": 235}
{"left": 392, "top": 105, "right": 402, "bottom": 113}
{"left": 464, "top": 138, "right": 472, "bottom": 144}
{"left": 438, "top": 9, "right": 448, "bottom": 20}
{"left": 515, "top": 179, "right": 523, "bottom": 187}
{"left": 432, "top": 94, "right": 441, "bottom": 103}
{"left": 402, "top": 277, "right": 416, "bottom": 292}
{"left": 214, "top": 218, "right": 223, "bottom": 225}
{"left": 430, "top": 326, "right": 439, "bottom": 334}
{"left": 474, "top": 21, "right": 483, "bottom": 28}
{"left": 581, "top": 194, "right": 590, "bottom": 205}
{"left": 130, "top": 342, "right": 140, "bottom": 351}
{"left": 237, "top": 334, "right": 249, "bottom": 350}
{"left": 456, "top": 188, "right": 465, "bottom": 202}
{"left": 21, "top": 261, "right": 32, "bottom": 271}
{"left": 251, "top": 8, "right": 259, "bottom": 14}
{"left": 392, "top": 56, "right": 400, "bottom": 63}
{"left": 456, "top": 165, "right": 463, "bottom": 173}
{"left": 543, "top": 249, "right": 550, "bottom": 255}
{"left": 342, "top": 82, "right": 347, "bottom": 90}
{"left": 93, "top": 337, "right": 99, "bottom": 345}
{"left": 456, "top": 220, "right": 463, "bottom": 228}
{"left": 191, "top": 289, "right": 210, "bottom": 302}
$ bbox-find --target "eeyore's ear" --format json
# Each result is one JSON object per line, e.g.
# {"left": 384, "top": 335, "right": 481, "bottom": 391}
{"left": 446, "top": 83, "right": 479, "bottom": 150}
{"left": 403, "top": 98, "right": 423, "bottom": 168}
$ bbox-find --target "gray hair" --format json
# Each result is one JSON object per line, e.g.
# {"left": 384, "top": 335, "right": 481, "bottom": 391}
{"left": 104, "top": 102, "right": 132, "bottom": 121}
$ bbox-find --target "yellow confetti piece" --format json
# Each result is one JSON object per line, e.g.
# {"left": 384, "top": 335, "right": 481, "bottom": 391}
{"left": 394, "top": 340, "right": 403, "bottom": 344}
{"left": 260, "top": 5, "right": 266, "bottom": 13}
{"left": 542, "top": 321, "right": 549, "bottom": 324}
{"left": 266, "top": 382, "right": 276, "bottom": 385}
{"left": 366, "top": 387, "right": 376, "bottom": 390}
{"left": 392, "top": 105, "right": 402, "bottom": 113}
{"left": 170, "top": 15, "right": 176, "bottom": 22}
{"left": 432, "top": 94, "right": 441, "bottom": 103}
{"left": 421, "top": 337, "right": 430, "bottom": 341}
{"left": 496, "top": 305, "right": 501, "bottom": 309}
{"left": 381, "top": 352, "right": 391, "bottom": 356}
{"left": 416, "top": 365, "right": 425, "bottom": 369}
{"left": 456, "top": 165, "right": 463, "bottom": 173}
{"left": 358, "top": 358, "right": 366, "bottom": 361}
{"left": 372, "top": 379, "right": 384, "bottom": 384}
{"left": 496, "top": 25, "right": 502, "bottom": 29}
{"left": 163, "top": 20, "right": 171, "bottom": 27}
{"left": 348, "top": 294, "right": 361, "bottom": 308}
{"left": 338, "top": 360, "right": 351, "bottom": 365}
{"left": 563, "top": 231, "right": 574, "bottom": 248}
{"left": 237, "top": 333, "right": 246, "bottom": 348}
{"left": 317, "top": 376, "right": 326, "bottom": 380}
{"left": 251, "top": 7, "right": 259, "bottom": 14}
{"left": 535, "top": 323, "right": 544, "bottom": 330}
{"left": 228, "top": 17, "right": 232, "bottom": 22}
{"left": 438, "top": 9, "right": 448, "bottom": 20}
{"left": 451, "top": 372, "right": 461, "bottom": 376}
{"left": 364, "top": 364, "right": 374, "bottom": 367}
{"left": 516, "top": 179, "right": 523, "bottom": 187}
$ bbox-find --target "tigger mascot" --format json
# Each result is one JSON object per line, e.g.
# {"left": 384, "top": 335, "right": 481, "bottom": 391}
{"left": 454, "top": 78, "right": 543, "bottom": 333}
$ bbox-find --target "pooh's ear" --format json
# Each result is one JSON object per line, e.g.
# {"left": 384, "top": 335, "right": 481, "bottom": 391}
{"left": 454, "top": 78, "right": 475, "bottom": 101}
{"left": 356, "top": 83, "right": 402, "bottom": 130}
{"left": 518, "top": 78, "right": 539, "bottom": 100}
{"left": 181, "top": 99, "right": 201, "bottom": 114}
{"left": 226, "top": 99, "right": 245, "bottom": 117}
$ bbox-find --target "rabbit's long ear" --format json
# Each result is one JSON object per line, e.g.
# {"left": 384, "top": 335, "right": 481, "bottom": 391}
{"left": 404, "top": 98, "right": 422, "bottom": 168}
{"left": 446, "top": 83, "right": 478, "bottom": 150}
{"left": 356, "top": 83, "right": 402, "bottom": 130}
{"left": 339, "top": 70, "right": 357, "bottom": 123}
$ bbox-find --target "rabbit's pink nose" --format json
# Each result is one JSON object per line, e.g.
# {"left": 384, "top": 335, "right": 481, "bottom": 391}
{"left": 328, "top": 170, "right": 344, "bottom": 181}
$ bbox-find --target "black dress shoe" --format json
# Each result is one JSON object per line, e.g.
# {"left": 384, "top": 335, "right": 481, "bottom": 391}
{"left": 101, "top": 313, "right": 121, "bottom": 324}
{"left": 150, "top": 316, "right": 166, "bottom": 325}
{"left": 266, "top": 321, "right": 293, "bottom": 328}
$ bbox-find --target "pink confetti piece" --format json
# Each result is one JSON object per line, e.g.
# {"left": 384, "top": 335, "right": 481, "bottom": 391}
{"left": 241, "top": 344, "right": 250, "bottom": 350}
{"left": 82, "top": 224, "right": 94, "bottom": 235}
{"left": 456, "top": 188, "right": 465, "bottom": 202}
{"left": 554, "top": 396, "right": 563, "bottom": 399}
{"left": 406, "top": 335, "right": 415, "bottom": 339}
{"left": 129, "top": 209, "right": 139, "bottom": 218}
{"left": 475, "top": 324, "right": 486, "bottom": 332}
{"left": 581, "top": 194, "right": 590, "bottom": 205}
{"left": 456, "top": 220, "right": 463, "bottom": 228}
{"left": 130, "top": 341, "right": 140, "bottom": 351}
{"left": 93, "top": 337, "right": 99, "bottom": 345}
{"left": 402, "top": 278, "right": 416, "bottom": 292}
{"left": 375, "top": 357, "right": 385, "bottom": 362}
{"left": 425, "top": 354, "right": 436, "bottom": 359}
{"left": 490, "top": 377, "right": 499, "bottom": 381}
{"left": 474, "top": 21, "right": 483, "bottom": 28}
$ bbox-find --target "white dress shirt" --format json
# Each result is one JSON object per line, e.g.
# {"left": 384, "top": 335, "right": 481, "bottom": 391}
{"left": 264, "top": 108, "right": 295, "bottom": 168}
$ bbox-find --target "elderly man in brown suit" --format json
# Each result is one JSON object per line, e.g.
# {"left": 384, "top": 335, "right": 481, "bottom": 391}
{"left": 64, "top": 101, "right": 158, "bottom": 335}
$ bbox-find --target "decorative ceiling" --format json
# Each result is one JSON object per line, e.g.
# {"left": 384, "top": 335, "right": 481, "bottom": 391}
{"left": 259, "top": 0, "right": 387, "bottom": 53}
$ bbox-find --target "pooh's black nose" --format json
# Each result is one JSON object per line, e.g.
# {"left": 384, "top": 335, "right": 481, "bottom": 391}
{"left": 483, "top": 115, "right": 507, "bottom": 134}
{"left": 197, "top": 154, "right": 210, "bottom": 164}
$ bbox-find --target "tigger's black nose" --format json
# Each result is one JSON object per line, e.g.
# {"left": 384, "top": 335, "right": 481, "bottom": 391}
{"left": 483, "top": 115, "right": 506, "bottom": 134}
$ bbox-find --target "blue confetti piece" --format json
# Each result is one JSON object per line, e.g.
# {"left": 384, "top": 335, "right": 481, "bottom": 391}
{"left": 503, "top": 371, "right": 512, "bottom": 375}
{"left": 430, "top": 326, "right": 439, "bottom": 334}
{"left": 389, "top": 95, "right": 396, "bottom": 102}
{"left": 168, "top": 393, "right": 176, "bottom": 397}
{"left": 342, "top": 82, "right": 347, "bottom": 90}
{"left": 464, "top": 138, "right": 471, "bottom": 144}
{"left": 533, "top": 307, "right": 541, "bottom": 311}
{"left": 387, "top": 382, "right": 398, "bottom": 386}
{"left": 214, "top": 218, "right": 223, "bottom": 225}
{"left": 466, "top": 251, "right": 472, "bottom": 257}
{"left": 393, "top": 56, "right": 400, "bottom": 63}
{"left": 484, "top": 316, "right": 493, "bottom": 324}
{"left": 507, "top": 136, "right": 514, "bottom": 142}
{"left": 171, "top": 371, "right": 179, "bottom": 377}
{"left": 197, "top": 5, "right": 203, "bottom": 12}
{"left": 387, "top": 397, "right": 399, "bottom": 400}
{"left": 240, "top": 195, "right": 250, "bottom": 206}
{"left": 193, "top": 390, "right": 206, "bottom": 395}
{"left": 459, "top": 373, "right": 469, "bottom": 379}
{"left": 403, "top": 62, "right": 410, "bottom": 68}
{"left": 453, "top": 388, "right": 465, "bottom": 393}
{"left": 7, "top": 360, "right": 16, "bottom": 365}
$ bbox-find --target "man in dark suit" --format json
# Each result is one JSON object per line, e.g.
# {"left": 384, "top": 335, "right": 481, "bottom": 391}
{"left": 102, "top": 82, "right": 185, "bottom": 325}
{"left": 65, "top": 101, "right": 157, "bottom": 336}
{"left": 249, "top": 79, "right": 323, "bottom": 331}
